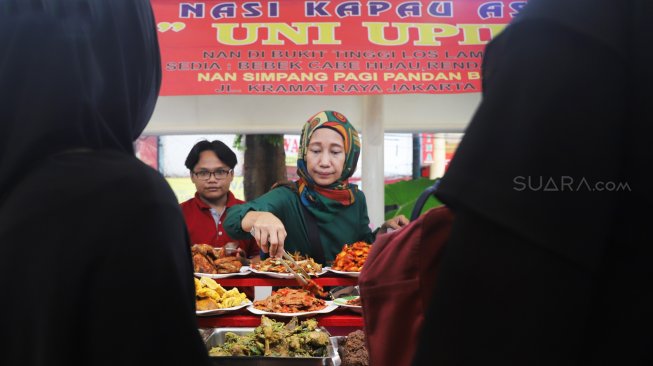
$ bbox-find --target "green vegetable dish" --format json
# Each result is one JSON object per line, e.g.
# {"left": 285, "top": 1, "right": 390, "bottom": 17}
{"left": 209, "top": 315, "right": 330, "bottom": 357}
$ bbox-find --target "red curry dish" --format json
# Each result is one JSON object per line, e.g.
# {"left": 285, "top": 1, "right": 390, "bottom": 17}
{"left": 332, "top": 241, "right": 371, "bottom": 272}
{"left": 253, "top": 288, "right": 326, "bottom": 313}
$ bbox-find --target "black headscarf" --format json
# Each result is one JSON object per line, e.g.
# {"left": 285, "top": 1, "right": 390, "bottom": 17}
{"left": 0, "top": 2, "right": 210, "bottom": 365}
{"left": 0, "top": 0, "right": 161, "bottom": 204}
{"left": 413, "top": 0, "right": 653, "bottom": 365}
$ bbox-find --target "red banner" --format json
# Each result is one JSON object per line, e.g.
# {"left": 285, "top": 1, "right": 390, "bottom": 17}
{"left": 153, "top": 0, "right": 526, "bottom": 96}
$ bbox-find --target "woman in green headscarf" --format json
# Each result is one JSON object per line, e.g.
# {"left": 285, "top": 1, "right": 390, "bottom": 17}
{"left": 224, "top": 110, "right": 408, "bottom": 264}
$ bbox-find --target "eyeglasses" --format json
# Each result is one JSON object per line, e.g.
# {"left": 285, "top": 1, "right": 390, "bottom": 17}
{"left": 193, "top": 168, "right": 232, "bottom": 180}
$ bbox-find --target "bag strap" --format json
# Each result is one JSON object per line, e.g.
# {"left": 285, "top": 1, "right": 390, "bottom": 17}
{"left": 410, "top": 178, "right": 442, "bottom": 221}
{"left": 300, "top": 202, "right": 326, "bottom": 264}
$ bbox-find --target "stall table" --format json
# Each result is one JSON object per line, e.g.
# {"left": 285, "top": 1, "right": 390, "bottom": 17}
{"left": 196, "top": 273, "right": 363, "bottom": 336}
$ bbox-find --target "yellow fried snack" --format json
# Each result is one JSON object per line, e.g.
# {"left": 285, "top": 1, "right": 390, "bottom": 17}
{"left": 199, "top": 276, "right": 220, "bottom": 290}
{"left": 195, "top": 276, "right": 249, "bottom": 310}
{"left": 196, "top": 277, "right": 226, "bottom": 297}
{"left": 221, "top": 293, "right": 247, "bottom": 308}
{"left": 196, "top": 287, "right": 221, "bottom": 300}
{"left": 215, "top": 284, "right": 227, "bottom": 297}
{"left": 223, "top": 288, "right": 240, "bottom": 297}
{"left": 218, "top": 288, "right": 247, "bottom": 308}
{"left": 197, "top": 297, "right": 220, "bottom": 311}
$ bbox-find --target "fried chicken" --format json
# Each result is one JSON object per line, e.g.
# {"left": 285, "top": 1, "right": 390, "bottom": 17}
{"left": 213, "top": 257, "right": 242, "bottom": 274}
{"left": 192, "top": 244, "right": 241, "bottom": 274}
{"left": 193, "top": 253, "right": 217, "bottom": 274}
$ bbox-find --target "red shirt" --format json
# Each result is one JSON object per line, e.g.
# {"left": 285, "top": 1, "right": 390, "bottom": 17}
{"left": 180, "top": 191, "right": 259, "bottom": 258}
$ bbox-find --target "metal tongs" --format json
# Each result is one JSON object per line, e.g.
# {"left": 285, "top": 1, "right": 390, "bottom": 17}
{"left": 280, "top": 251, "right": 328, "bottom": 298}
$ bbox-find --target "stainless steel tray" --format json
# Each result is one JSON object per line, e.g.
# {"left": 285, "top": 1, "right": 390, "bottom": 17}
{"left": 206, "top": 327, "right": 341, "bottom": 366}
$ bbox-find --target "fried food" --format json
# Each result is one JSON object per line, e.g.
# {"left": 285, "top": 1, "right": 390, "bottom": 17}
{"left": 213, "top": 256, "right": 242, "bottom": 274}
{"left": 191, "top": 243, "right": 242, "bottom": 274}
{"left": 252, "top": 255, "right": 322, "bottom": 275}
{"left": 193, "top": 253, "right": 217, "bottom": 274}
{"left": 303, "top": 279, "right": 328, "bottom": 299}
{"left": 332, "top": 241, "right": 371, "bottom": 272}
{"left": 195, "top": 276, "right": 248, "bottom": 310}
{"left": 209, "top": 315, "right": 330, "bottom": 357}
{"left": 199, "top": 276, "right": 221, "bottom": 291}
{"left": 253, "top": 288, "right": 326, "bottom": 313}
{"left": 196, "top": 297, "right": 220, "bottom": 311}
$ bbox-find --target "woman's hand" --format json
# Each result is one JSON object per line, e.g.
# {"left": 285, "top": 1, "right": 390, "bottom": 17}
{"left": 242, "top": 211, "right": 287, "bottom": 258}
{"left": 379, "top": 215, "right": 409, "bottom": 234}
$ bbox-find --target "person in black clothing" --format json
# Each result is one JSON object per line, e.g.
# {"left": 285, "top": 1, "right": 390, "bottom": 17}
{"left": 414, "top": 0, "right": 652, "bottom": 365}
{"left": 0, "top": 1, "right": 210, "bottom": 365}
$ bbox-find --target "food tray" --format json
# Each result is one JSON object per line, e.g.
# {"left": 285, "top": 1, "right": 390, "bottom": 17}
{"left": 205, "top": 327, "right": 341, "bottom": 366}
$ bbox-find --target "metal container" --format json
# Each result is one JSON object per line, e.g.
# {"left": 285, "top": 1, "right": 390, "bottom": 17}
{"left": 206, "top": 327, "right": 341, "bottom": 366}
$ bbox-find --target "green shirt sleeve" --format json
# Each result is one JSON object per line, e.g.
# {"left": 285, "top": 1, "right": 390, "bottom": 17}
{"left": 354, "top": 191, "right": 376, "bottom": 244}
{"left": 223, "top": 187, "right": 298, "bottom": 240}
{"left": 224, "top": 187, "right": 378, "bottom": 264}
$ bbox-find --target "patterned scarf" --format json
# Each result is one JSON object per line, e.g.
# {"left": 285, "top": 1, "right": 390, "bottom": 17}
{"left": 296, "top": 110, "right": 361, "bottom": 208}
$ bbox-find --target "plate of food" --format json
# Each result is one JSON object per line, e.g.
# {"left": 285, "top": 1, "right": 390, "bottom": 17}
{"left": 247, "top": 302, "right": 337, "bottom": 317}
{"left": 333, "top": 296, "right": 362, "bottom": 314}
{"left": 196, "top": 300, "right": 252, "bottom": 316}
{"left": 250, "top": 256, "right": 326, "bottom": 278}
{"left": 247, "top": 287, "right": 337, "bottom": 317}
{"left": 249, "top": 266, "right": 327, "bottom": 279}
{"left": 195, "top": 277, "right": 251, "bottom": 316}
{"left": 195, "top": 265, "right": 251, "bottom": 279}
{"left": 329, "top": 241, "right": 372, "bottom": 276}
{"left": 192, "top": 244, "right": 247, "bottom": 277}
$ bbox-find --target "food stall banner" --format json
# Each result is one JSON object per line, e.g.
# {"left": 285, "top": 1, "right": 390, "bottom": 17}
{"left": 153, "top": 0, "right": 525, "bottom": 96}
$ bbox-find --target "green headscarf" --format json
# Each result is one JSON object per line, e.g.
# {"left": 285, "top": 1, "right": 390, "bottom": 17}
{"left": 296, "top": 110, "right": 361, "bottom": 209}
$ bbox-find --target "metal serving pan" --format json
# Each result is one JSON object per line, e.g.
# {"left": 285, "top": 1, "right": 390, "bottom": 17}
{"left": 205, "top": 327, "right": 341, "bottom": 366}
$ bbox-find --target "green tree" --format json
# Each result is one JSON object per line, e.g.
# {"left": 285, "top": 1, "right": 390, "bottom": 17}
{"left": 236, "top": 134, "right": 286, "bottom": 201}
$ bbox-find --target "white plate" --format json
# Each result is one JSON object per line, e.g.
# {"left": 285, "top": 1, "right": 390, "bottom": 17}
{"left": 246, "top": 301, "right": 338, "bottom": 317}
{"left": 196, "top": 299, "right": 252, "bottom": 316}
{"left": 333, "top": 296, "right": 362, "bottom": 309}
{"left": 249, "top": 267, "right": 327, "bottom": 279}
{"left": 333, "top": 296, "right": 362, "bottom": 314}
{"left": 194, "top": 265, "right": 251, "bottom": 279}
{"left": 325, "top": 267, "right": 360, "bottom": 277}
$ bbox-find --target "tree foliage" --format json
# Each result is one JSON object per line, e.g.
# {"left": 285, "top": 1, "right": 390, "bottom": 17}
{"left": 241, "top": 134, "right": 286, "bottom": 201}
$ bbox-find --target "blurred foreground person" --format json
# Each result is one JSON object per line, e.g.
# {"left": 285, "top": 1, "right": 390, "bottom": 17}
{"left": 414, "top": 0, "right": 652, "bottom": 365}
{"left": 0, "top": 1, "right": 210, "bottom": 365}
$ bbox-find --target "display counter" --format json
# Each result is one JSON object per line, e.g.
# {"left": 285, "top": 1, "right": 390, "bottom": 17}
{"left": 196, "top": 273, "right": 363, "bottom": 335}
